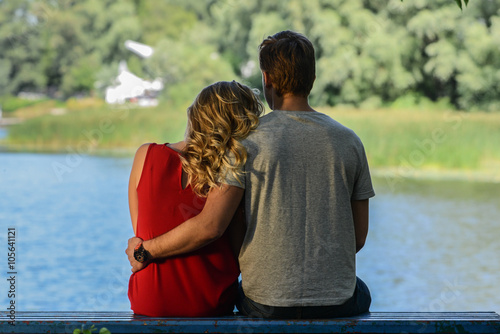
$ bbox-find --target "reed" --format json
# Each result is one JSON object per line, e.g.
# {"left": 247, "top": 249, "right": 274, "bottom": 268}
{"left": 4, "top": 102, "right": 500, "bottom": 175}
{"left": 5, "top": 101, "right": 189, "bottom": 153}
{"left": 319, "top": 107, "right": 500, "bottom": 174}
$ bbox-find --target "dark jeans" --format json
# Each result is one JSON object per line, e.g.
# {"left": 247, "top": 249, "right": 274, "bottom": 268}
{"left": 236, "top": 277, "right": 371, "bottom": 319}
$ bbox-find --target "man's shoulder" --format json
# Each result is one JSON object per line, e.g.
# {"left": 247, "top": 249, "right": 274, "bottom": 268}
{"left": 309, "top": 111, "right": 351, "bottom": 128}
{"left": 254, "top": 110, "right": 339, "bottom": 128}
{"left": 309, "top": 112, "right": 362, "bottom": 142}
{"left": 243, "top": 112, "right": 279, "bottom": 139}
{"left": 257, "top": 111, "right": 280, "bottom": 125}
{"left": 245, "top": 110, "right": 362, "bottom": 146}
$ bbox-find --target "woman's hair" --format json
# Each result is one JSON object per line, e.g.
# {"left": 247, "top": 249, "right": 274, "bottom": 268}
{"left": 181, "top": 81, "right": 264, "bottom": 197}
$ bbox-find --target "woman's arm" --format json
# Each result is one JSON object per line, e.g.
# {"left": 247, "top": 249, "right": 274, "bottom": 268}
{"left": 128, "top": 144, "right": 150, "bottom": 235}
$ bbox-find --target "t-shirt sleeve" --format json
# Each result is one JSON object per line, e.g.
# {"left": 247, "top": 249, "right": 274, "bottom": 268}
{"left": 352, "top": 143, "right": 375, "bottom": 200}
{"left": 219, "top": 151, "right": 246, "bottom": 189}
{"left": 221, "top": 170, "right": 246, "bottom": 189}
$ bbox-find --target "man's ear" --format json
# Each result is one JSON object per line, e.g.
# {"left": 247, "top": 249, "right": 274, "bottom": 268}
{"left": 262, "top": 71, "right": 273, "bottom": 88}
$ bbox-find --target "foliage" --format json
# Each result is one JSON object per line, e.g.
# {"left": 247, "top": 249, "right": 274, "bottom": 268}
{"left": 146, "top": 35, "right": 236, "bottom": 107}
{"left": 454, "top": 0, "right": 470, "bottom": 10}
{"left": 73, "top": 324, "right": 111, "bottom": 334}
{"left": 0, "top": 0, "right": 141, "bottom": 98}
{"left": 402, "top": 0, "right": 470, "bottom": 10}
{"left": 454, "top": 0, "right": 469, "bottom": 10}
{"left": 134, "top": 1, "right": 197, "bottom": 45}
{"left": 1, "top": 0, "right": 499, "bottom": 110}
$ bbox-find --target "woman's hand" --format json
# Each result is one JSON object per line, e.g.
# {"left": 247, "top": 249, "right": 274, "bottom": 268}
{"left": 126, "top": 236, "right": 146, "bottom": 273}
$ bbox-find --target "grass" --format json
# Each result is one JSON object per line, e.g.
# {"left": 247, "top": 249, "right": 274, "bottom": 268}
{"left": 0, "top": 95, "right": 50, "bottom": 113}
{"left": 4, "top": 99, "right": 190, "bottom": 154}
{"left": 318, "top": 107, "right": 500, "bottom": 179}
{"left": 3, "top": 100, "right": 500, "bottom": 179}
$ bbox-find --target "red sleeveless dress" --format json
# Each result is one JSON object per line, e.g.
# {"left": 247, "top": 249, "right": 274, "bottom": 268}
{"left": 128, "top": 143, "right": 239, "bottom": 317}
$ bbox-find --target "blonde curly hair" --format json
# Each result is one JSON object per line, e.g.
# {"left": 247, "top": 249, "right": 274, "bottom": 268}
{"left": 181, "top": 81, "right": 264, "bottom": 197}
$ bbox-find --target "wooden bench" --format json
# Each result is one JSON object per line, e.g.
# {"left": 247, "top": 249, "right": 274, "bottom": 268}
{"left": 1, "top": 311, "right": 499, "bottom": 333}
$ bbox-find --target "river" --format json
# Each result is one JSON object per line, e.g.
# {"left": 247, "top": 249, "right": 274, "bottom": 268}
{"left": 0, "top": 151, "right": 499, "bottom": 313}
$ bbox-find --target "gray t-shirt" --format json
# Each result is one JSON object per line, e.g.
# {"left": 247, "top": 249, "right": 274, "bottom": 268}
{"left": 224, "top": 110, "right": 375, "bottom": 307}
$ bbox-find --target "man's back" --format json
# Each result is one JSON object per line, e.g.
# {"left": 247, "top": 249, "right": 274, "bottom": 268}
{"left": 230, "top": 110, "right": 375, "bottom": 307}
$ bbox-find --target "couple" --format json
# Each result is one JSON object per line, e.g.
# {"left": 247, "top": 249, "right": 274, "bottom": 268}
{"left": 126, "top": 31, "right": 375, "bottom": 319}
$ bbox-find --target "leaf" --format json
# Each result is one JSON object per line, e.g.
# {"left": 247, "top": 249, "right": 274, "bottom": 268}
{"left": 401, "top": 0, "right": 468, "bottom": 9}
{"left": 99, "top": 328, "right": 111, "bottom": 334}
{"left": 73, "top": 330, "right": 81, "bottom": 334}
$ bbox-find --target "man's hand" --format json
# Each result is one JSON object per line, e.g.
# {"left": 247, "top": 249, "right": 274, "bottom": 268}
{"left": 126, "top": 236, "right": 146, "bottom": 273}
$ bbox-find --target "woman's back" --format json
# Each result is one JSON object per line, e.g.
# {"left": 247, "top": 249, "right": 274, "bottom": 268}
{"left": 128, "top": 143, "right": 239, "bottom": 317}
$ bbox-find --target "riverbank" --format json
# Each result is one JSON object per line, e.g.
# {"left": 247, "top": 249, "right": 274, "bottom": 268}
{"left": 1, "top": 98, "right": 189, "bottom": 153}
{"left": 2, "top": 101, "right": 500, "bottom": 182}
{"left": 372, "top": 167, "right": 500, "bottom": 185}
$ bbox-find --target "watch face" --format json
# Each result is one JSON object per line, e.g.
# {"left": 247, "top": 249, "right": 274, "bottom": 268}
{"left": 135, "top": 252, "right": 144, "bottom": 262}
{"left": 134, "top": 245, "right": 146, "bottom": 263}
{"left": 134, "top": 243, "right": 150, "bottom": 263}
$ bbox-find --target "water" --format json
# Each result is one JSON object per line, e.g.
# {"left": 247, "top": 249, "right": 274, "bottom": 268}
{"left": 357, "top": 177, "right": 500, "bottom": 313}
{"left": 0, "top": 152, "right": 499, "bottom": 313}
{"left": 0, "top": 128, "right": 6, "bottom": 140}
{"left": 0, "top": 152, "right": 132, "bottom": 311}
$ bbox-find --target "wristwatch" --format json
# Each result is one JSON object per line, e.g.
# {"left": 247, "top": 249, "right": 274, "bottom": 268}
{"left": 134, "top": 242, "right": 151, "bottom": 263}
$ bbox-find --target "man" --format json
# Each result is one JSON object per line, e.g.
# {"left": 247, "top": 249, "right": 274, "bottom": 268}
{"left": 127, "top": 30, "right": 374, "bottom": 318}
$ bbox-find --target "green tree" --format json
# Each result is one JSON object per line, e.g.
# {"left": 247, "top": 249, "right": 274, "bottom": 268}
{"left": 405, "top": 0, "right": 500, "bottom": 110}
{"left": 43, "top": 0, "right": 141, "bottom": 96}
{"left": 146, "top": 35, "right": 236, "bottom": 106}
{"left": 0, "top": 0, "right": 47, "bottom": 95}
{"left": 2, "top": 0, "right": 499, "bottom": 110}
{"left": 0, "top": 0, "right": 141, "bottom": 97}
{"left": 134, "top": 0, "right": 197, "bottom": 45}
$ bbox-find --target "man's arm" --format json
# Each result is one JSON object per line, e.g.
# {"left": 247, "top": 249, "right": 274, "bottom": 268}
{"left": 351, "top": 199, "right": 369, "bottom": 253}
{"left": 225, "top": 199, "right": 246, "bottom": 259}
{"left": 126, "top": 184, "right": 244, "bottom": 272}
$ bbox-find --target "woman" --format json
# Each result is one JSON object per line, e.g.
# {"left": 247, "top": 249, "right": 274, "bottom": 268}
{"left": 127, "top": 81, "right": 263, "bottom": 317}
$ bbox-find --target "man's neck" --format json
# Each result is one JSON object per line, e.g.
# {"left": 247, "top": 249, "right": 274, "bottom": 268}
{"left": 271, "top": 94, "right": 315, "bottom": 112}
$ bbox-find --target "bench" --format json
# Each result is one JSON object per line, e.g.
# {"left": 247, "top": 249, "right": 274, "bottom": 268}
{"left": 1, "top": 311, "right": 499, "bottom": 333}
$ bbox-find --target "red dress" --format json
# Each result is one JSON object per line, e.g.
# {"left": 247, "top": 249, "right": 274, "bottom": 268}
{"left": 128, "top": 143, "right": 239, "bottom": 317}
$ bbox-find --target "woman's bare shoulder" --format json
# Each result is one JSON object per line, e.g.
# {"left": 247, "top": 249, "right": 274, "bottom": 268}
{"left": 130, "top": 143, "right": 153, "bottom": 181}
{"left": 166, "top": 141, "right": 186, "bottom": 154}
{"left": 135, "top": 143, "right": 152, "bottom": 157}
{"left": 133, "top": 143, "right": 153, "bottom": 165}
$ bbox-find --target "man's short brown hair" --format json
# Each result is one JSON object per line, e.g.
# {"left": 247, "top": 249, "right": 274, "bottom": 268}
{"left": 259, "top": 30, "right": 316, "bottom": 98}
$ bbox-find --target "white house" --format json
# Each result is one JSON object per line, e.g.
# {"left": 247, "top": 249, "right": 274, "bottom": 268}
{"left": 104, "top": 40, "right": 163, "bottom": 106}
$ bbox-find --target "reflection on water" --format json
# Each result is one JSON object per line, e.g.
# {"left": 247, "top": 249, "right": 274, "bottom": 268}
{"left": 0, "top": 152, "right": 499, "bottom": 313}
